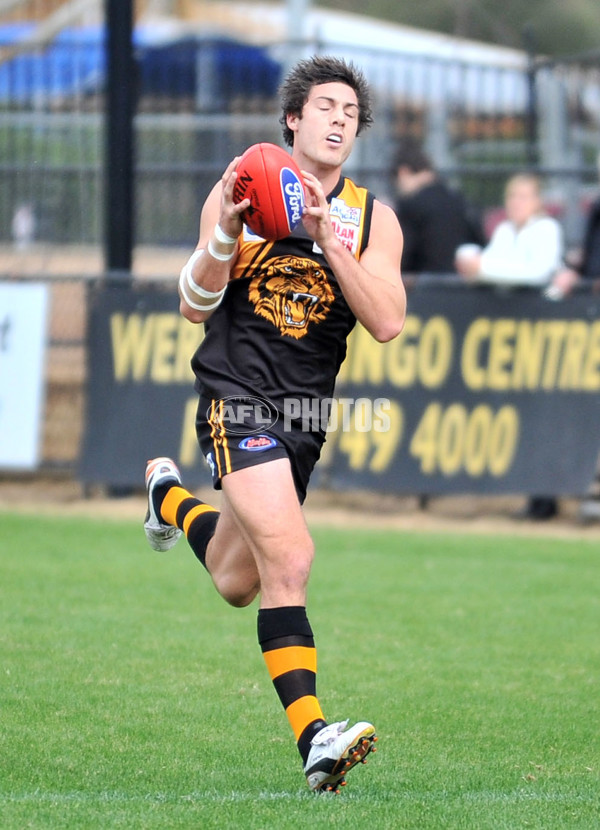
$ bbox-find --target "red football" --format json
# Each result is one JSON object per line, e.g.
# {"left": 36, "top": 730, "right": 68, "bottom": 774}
{"left": 233, "top": 143, "right": 305, "bottom": 240}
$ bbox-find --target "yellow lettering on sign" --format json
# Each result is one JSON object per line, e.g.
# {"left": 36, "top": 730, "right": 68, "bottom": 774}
{"left": 111, "top": 313, "right": 155, "bottom": 381}
{"left": 326, "top": 399, "right": 403, "bottom": 473}
{"left": 340, "top": 323, "right": 385, "bottom": 384}
{"left": 511, "top": 320, "right": 545, "bottom": 389}
{"left": 581, "top": 321, "right": 600, "bottom": 391}
{"left": 150, "top": 314, "right": 178, "bottom": 383}
{"left": 557, "top": 321, "right": 589, "bottom": 389}
{"left": 409, "top": 402, "right": 519, "bottom": 477}
{"left": 541, "top": 321, "right": 568, "bottom": 389}
{"left": 487, "top": 318, "right": 516, "bottom": 391}
{"left": 342, "top": 316, "right": 452, "bottom": 389}
{"left": 110, "top": 312, "right": 202, "bottom": 383}
{"left": 462, "top": 317, "right": 600, "bottom": 392}
{"left": 340, "top": 314, "right": 600, "bottom": 393}
{"left": 461, "top": 318, "right": 490, "bottom": 391}
{"left": 385, "top": 315, "right": 421, "bottom": 387}
{"left": 417, "top": 316, "right": 453, "bottom": 388}
{"left": 176, "top": 321, "right": 201, "bottom": 381}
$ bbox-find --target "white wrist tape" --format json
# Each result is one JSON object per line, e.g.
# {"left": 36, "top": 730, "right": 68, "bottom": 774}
{"left": 184, "top": 252, "right": 224, "bottom": 299}
{"left": 214, "top": 223, "right": 237, "bottom": 245}
{"left": 180, "top": 248, "right": 226, "bottom": 311}
{"left": 182, "top": 248, "right": 204, "bottom": 284}
{"left": 207, "top": 238, "right": 235, "bottom": 261}
{"left": 179, "top": 271, "right": 226, "bottom": 311}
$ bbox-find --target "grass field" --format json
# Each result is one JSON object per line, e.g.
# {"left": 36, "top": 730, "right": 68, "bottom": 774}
{"left": 1, "top": 511, "right": 599, "bottom": 829}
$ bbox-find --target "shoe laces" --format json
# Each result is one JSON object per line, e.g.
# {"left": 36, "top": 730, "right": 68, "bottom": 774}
{"left": 311, "top": 719, "right": 349, "bottom": 746}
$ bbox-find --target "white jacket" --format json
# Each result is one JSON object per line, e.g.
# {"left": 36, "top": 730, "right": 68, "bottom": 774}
{"left": 479, "top": 215, "right": 563, "bottom": 286}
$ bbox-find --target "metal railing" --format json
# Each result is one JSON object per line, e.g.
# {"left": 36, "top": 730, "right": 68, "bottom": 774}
{"left": 1, "top": 26, "right": 599, "bottom": 250}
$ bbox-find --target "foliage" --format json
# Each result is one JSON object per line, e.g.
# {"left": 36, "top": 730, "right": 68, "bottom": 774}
{"left": 317, "top": 0, "right": 600, "bottom": 57}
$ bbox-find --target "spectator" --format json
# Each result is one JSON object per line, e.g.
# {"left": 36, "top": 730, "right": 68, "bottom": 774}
{"left": 393, "top": 138, "right": 485, "bottom": 275}
{"left": 549, "top": 156, "right": 600, "bottom": 297}
{"left": 548, "top": 153, "right": 600, "bottom": 522}
{"left": 455, "top": 173, "right": 564, "bottom": 288}
{"left": 456, "top": 172, "right": 565, "bottom": 521}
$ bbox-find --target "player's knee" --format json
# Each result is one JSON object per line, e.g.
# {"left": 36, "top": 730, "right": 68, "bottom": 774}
{"left": 297, "top": 537, "right": 315, "bottom": 575}
{"left": 295, "top": 544, "right": 315, "bottom": 585}
{"left": 214, "top": 573, "right": 260, "bottom": 608}
{"left": 269, "top": 538, "right": 315, "bottom": 592}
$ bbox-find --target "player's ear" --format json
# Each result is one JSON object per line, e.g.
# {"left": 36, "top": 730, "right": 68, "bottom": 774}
{"left": 286, "top": 112, "right": 300, "bottom": 132}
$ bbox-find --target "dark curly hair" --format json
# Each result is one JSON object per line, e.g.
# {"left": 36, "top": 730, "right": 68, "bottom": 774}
{"left": 279, "top": 55, "right": 373, "bottom": 147}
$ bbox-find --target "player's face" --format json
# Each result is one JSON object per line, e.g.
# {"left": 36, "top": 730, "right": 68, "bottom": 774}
{"left": 287, "top": 82, "right": 360, "bottom": 170}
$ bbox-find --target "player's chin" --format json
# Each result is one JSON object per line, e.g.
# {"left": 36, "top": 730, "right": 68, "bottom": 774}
{"left": 331, "top": 144, "right": 352, "bottom": 164}
{"left": 318, "top": 147, "right": 348, "bottom": 168}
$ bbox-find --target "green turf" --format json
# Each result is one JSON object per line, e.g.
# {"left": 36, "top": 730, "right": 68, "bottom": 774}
{"left": 1, "top": 511, "right": 599, "bottom": 829}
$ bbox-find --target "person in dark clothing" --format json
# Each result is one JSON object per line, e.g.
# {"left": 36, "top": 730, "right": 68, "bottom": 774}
{"left": 550, "top": 195, "right": 600, "bottom": 294}
{"left": 580, "top": 196, "right": 600, "bottom": 278}
{"left": 544, "top": 166, "right": 600, "bottom": 522}
{"left": 393, "top": 138, "right": 485, "bottom": 275}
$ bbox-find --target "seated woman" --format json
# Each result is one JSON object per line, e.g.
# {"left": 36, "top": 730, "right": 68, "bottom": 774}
{"left": 455, "top": 173, "right": 563, "bottom": 287}
{"left": 456, "top": 173, "right": 564, "bottom": 521}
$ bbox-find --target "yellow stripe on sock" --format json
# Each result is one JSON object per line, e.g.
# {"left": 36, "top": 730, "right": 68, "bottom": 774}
{"left": 263, "top": 646, "right": 317, "bottom": 680}
{"left": 160, "top": 486, "right": 192, "bottom": 527}
{"left": 182, "top": 503, "right": 218, "bottom": 536}
{"left": 285, "top": 695, "right": 326, "bottom": 742}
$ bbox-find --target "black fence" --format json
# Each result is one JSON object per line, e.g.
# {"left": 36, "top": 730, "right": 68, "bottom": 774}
{"left": 1, "top": 23, "right": 599, "bottom": 250}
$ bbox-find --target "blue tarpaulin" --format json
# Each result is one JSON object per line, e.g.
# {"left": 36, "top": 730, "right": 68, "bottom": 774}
{"left": 0, "top": 24, "right": 281, "bottom": 105}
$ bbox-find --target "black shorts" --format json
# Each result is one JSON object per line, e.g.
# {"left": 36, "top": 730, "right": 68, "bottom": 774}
{"left": 195, "top": 392, "right": 324, "bottom": 504}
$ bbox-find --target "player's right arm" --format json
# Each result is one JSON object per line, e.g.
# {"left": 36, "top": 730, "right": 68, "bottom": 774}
{"left": 179, "top": 157, "right": 250, "bottom": 324}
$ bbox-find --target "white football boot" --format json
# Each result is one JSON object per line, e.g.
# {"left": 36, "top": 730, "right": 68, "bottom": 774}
{"left": 304, "top": 719, "right": 377, "bottom": 793}
{"left": 143, "top": 457, "right": 183, "bottom": 551}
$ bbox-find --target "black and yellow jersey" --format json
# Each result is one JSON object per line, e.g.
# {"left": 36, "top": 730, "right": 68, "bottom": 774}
{"left": 191, "top": 175, "right": 375, "bottom": 420}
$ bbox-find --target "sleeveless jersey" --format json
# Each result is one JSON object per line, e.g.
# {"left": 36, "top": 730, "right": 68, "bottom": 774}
{"left": 191, "top": 176, "right": 375, "bottom": 419}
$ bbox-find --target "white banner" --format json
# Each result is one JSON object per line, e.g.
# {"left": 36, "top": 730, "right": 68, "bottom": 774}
{"left": 0, "top": 282, "right": 49, "bottom": 469}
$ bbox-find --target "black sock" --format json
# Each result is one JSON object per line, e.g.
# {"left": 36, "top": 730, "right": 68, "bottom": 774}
{"left": 156, "top": 483, "right": 219, "bottom": 569}
{"left": 258, "top": 606, "right": 327, "bottom": 763}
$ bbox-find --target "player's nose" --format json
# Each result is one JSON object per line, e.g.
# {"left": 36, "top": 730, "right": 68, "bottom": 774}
{"left": 331, "top": 105, "right": 345, "bottom": 124}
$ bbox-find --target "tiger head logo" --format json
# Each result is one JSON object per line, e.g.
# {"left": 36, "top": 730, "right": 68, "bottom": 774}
{"left": 248, "top": 255, "right": 335, "bottom": 339}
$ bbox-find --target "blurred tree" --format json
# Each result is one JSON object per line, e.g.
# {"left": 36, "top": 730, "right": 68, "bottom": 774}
{"left": 317, "top": 0, "right": 600, "bottom": 56}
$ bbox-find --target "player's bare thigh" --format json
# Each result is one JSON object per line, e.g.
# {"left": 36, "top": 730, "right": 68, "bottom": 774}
{"left": 219, "top": 457, "right": 314, "bottom": 609}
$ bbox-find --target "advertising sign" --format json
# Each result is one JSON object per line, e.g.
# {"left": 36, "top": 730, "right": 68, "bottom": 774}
{"left": 0, "top": 282, "right": 49, "bottom": 469}
{"left": 80, "top": 281, "right": 600, "bottom": 495}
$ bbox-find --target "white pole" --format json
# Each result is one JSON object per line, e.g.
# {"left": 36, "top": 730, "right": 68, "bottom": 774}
{"left": 285, "top": 0, "right": 310, "bottom": 70}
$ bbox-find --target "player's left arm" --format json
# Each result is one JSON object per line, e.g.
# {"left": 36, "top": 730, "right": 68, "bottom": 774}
{"left": 302, "top": 173, "right": 406, "bottom": 342}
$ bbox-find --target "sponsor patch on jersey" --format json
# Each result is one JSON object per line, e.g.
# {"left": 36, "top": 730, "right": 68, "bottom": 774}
{"left": 238, "top": 434, "right": 279, "bottom": 452}
{"left": 280, "top": 167, "right": 305, "bottom": 231}
{"left": 328, "top": 197, "right": 362, "bottom": 254}
{"left": 330, "top": 197, "right": 361, "bottom": 226}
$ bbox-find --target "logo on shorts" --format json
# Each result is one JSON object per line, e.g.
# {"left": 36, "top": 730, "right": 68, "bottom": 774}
{"left": 205, "top": 451, "right": 216, "bottom": 475}
{"left": 206, "top": 396, "right": 279, "bottom": 436}
{"left": 238, "top": 434, "right": 278, "bottom": 452}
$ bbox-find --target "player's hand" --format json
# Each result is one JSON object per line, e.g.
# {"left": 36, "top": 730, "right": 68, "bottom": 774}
{"left": 300, "top": 171, "right": 338, "bottom": 250}
{"left": 219, "top": 157, "right": 250, "bottom": 238}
